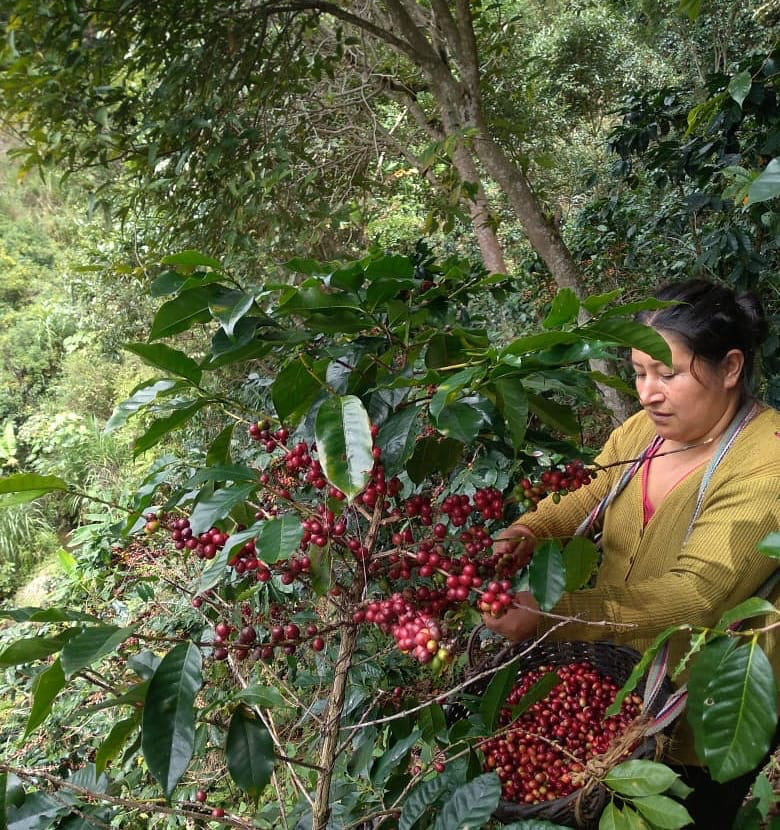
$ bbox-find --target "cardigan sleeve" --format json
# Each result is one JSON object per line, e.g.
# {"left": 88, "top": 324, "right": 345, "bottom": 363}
{"left": 540, "top": 472, "right": 780, "bottom": 642}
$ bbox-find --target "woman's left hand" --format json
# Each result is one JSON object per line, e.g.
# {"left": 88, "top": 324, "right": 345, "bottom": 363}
{"left": 482, "top": 590, "right": 540, "bottom": 642}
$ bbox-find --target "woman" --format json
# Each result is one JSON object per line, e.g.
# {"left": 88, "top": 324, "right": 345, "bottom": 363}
{"left": 484, "top": 279, "right": 780, "bottom": 827}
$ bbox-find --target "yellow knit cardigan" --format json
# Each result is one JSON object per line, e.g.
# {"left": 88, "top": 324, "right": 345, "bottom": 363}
{"left": 518, "top": 405, "right": 780, "bottom": 763}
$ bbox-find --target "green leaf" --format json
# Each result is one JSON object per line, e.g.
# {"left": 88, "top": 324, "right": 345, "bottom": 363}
{"left": 142, "top": 642, "right": 203, "bottom": 800}
{"left": 494, "top": 377, "right": 528, "bottom": 450}
{"left": 728, "top": 70, "right": 752, "bottom": 107}
{"left": 226, "top": 708, "right": 274, "bottom": 799}
{"left": 529, "top": 540, "right": 566, "bottom": 611}
{"left": 150, "top": 270, "right": 186, "bottom": 296}
{"left": 563, "top": 536, "right": 600, "bottom": 592}
{"left": 582, "top": 320, "right": 672, "bottom": 366}
{"left": 716, "top": 597, "right": 777, "bottom": 630}
{"left": 526, "top": 393, "right": 579, "bottom": 435}
{"left": 600, "top": 802, "right": 632, "bottom": 830}
{"left": 124, "top": 343, "right": 202, "bottom": 386}
{"left": 133, "top": 400, "right": 206, "bottom": 457}
{"left": 480, "top": 660, "right": 519, "bottom": 732}
{"left": 747, "top": 158, "right": 780, "bottom": 205}
{"left": 700, "top": 640, "right": 778, "bottom": 781}
{"left": 605, "top": 760, "right": 679, "bottom": 797}
{"left": 364, "top": 254, "right": 414, "bottom": 280}
{"left": 188, "top": 482, "right": 257, "bottom": 536}
{"left": 687, "top": 635, "right": 737, "bottom": 759}
{"left": 60, "top": 624, "right": 138, "bottom": 678}
{"left": 399, "top": 776, "right": 449, "bottom": 830}
{"left": 210, "top": 291, "right": 255, "bottom": 337}
{"left": 632, "top": 794, "right": 693, "bottom": 828}
{"left": 752, "top": 772, "right": 773, "bottom": 816}
{"left": 24, "top": 658, "right": 66, "bottom": 737}
{"left": 429, "top": 368, "right": 481, "bottom": 418}
{"left": 582, "top": 289, "right": 622, "bottom": 315}
{"left": 7, "top": 790, "right": 72, "bottom": 829}
{"left": 315, "top": 395, "right": 373, "bottom": 502}
{"left": 256, "top": 515, "right": 305, "bottom": 564}
{"left": 757, "top": 532, "right": 780, "bottom": 558}
{"left": 307, "top": 543, "right": 332, "bottom": 597}
{"left": 432, "top": 772, "right": 501, "bottom": 830}
{"left": 236, "top": 685, "right": 290, "bottom": 709}
{"left": 605, "top": 625, "right": 680, "bottom": 716}
{"left": 271, "top": 357, "right": 327, "bottom": 423}
{"left": 161, "top": 250, "right": 221, "bottom": 270}
{"left": 0, "top": 473, "right": 68, "bottom": 505}
{"left": 435, "top": 403, "right": 483, "bottom": 443}
{"left": 0, "top": 629, "right": 79, "bottom": 667}
{"left": 677, "top": 0, "right": 702, "bottom": 21}
{"left": 105, "top": 379, "right": 180, "bottom": 433}
{"left": 206, "top": 423, "right": 235, "bottom": 466}
{"left": 371, "top": 730, "right": 421, "bottom": 787}
{"left": 95, "top": 713, "right": 140, "bottom": 775}
{"left": 406, "top": 436, "right": 463, "bottom": 483}
{"left": 543, "top": 288, "right": 580, "bottom": 328}
{"left": 418, "top": 702, "right": 447, "bottom": 742}
{"left": 149, "top": 286, "right": 216, "bottom": 340}
{"left": 376, "top": 405, "right": 421, "bottom": 476}
{"left": 0, "top": 607, "right": 99, "bottom": 623}
{"left": 506, "top": 672, "right": 561, "bottom": 721}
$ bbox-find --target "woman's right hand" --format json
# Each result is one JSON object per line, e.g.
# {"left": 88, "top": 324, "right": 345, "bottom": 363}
{"left": 493, "top": 523, "right": 536, "bottom": 568}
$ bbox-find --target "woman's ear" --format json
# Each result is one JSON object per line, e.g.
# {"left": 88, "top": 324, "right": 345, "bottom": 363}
{"left": 722, "top": 349, "right": 745, "bottom": 389}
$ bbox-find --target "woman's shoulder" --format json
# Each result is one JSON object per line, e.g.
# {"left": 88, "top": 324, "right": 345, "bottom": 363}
{"left": 737, "top": 405, "right": 780, "bottom": 471}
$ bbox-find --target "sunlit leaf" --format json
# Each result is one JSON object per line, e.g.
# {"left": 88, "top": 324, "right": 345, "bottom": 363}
{"left": 315, "top": 395, "right": 373, "bottom": 502}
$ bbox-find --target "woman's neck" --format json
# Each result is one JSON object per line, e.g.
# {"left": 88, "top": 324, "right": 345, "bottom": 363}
{"left": 663, "top": 396, "right": 747, "bottom": 455}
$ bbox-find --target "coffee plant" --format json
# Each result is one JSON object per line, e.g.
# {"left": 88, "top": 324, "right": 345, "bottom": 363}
{"left": 0, "top": 248, "right": 777, "bottom": 830}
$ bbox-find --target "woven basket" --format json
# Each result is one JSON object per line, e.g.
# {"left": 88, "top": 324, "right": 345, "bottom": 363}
{"left": 450, "top": 637, "right": 675, "bottom": 829}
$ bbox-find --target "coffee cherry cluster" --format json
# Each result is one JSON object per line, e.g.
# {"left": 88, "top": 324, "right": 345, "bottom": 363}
{"left": 209, "top": 614, "right": 326, "bottom": 663}
{"left": 518, "top": 459, "right": 593, "bottom": 510}
{"left": 167, "top": 518, "right": 228, "bottom": 560}
{"left": 482, "top": 660, "right": 643, "bottom": 805}
{"left": 248, "top": 420, "right": 289, "bottom": 453}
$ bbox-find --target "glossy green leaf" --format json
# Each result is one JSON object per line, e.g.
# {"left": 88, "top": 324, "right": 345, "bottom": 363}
{"left": 435, "top": 403, "right": 483, "bottom": 443}
{"left": 529, "top": 540, "right": 566, "bottom": 611}
{"left": 161, "top": 250, "right": 221, "bottom": 269}
{"left": 399, "top": 775, "right": 449, "bottom": 830}
{"left": 363, "top": 254, "right": 414, "bottom": 280}
{"left": 418, "top": 702, "right": 447, "bottom": 742}
{"left": 132, "top": 400, "right": 206, "bottom": 457}
{"left": 752, "top": 772, "right": 773, "bottom": 816}
{"left": 757, "top": 532, "right": 780, "bottom": 558}
{"left": 527, "top": 392, "right": 579, "bottom": 435}
{"left": 61, "top": 624, "right": 138, "bottom": 677}
{"left": 0, "top": 629, "right": 79, "bottom": 667}
{"left": 582, "top": 289, "right": 622, "bottom": 315}
{"left": 0, "top": 473, "right": 67, "bottom": 499}
{"left": 406, "top": 435, "right": 463, "bottom": 483}
{"left": 7, "top": 790, "right": 72, "bottom": 829}
{"left": 210, "top": 290, "right": 255, "bottom": 337}
{"left": 582, "top": 320, "right": 672, "bottom": 365}
{"left": 606, "top": 625, "right": 680, "bottom": 716}
{"left": 124, "top": 343, "right": 202, "bottom": 386}
{"left": 480, "top": 660, "right": 519, "bottom": 732}
{"left": 543, "top": 288, "right": 580, "bottom": 328}
{"left": 700, "top": 640, "right": 777, "bottom": 781}
{"left": 142, "top": 642, "right": 203, "bottom": 800}
{"left": 747, "top": 158, "right": 780, "bottom": 205}
{"left": 687, "top": 635, "right": 737, "bottom": 760}
{"left": 605, "top": 760, "right": 679, "bottom": 797}
{"left": 432, "top": 772, "right": 501, "bottom": 830}
{"left": 0, "top": 607, "right": 99, "bottom": 623}
{"left": 24, "top": 658, "right": 66, "bottom": 737}
{"left": 95, "top": 713, "right": 140, "bottom": 775}
{"left": 206, "top": 423, "right": 235, "bottom": 466}
{"left": 506, "top": 671, "right": 561, "bottom": 720}
{"left": 728, "top": 71, "right": 752, "bottom": 106}
{"left": 271, "top": 357, "right": 327, "bottom": 423}
{"left": 256, "top": 515, "right": 305, "bottom": 564}
{"left": 226, "top": 708, "right": 274, "bottom": 799}
{"left": 307, "top": 543, "right": 331, "bottom": 596}
{"left": 563, "top": 536, "right": 600, "bottom": 591}
{"left": 315, "top": 395, "right": 373, "bottom": 502}
{"left": 494, "top": 377, "right": 528, "bottom": 449}
{"left": 150, "top": 270, "right": 186, "bottom": 296}
{"left": 236, "top": 685, "right": 290, "bottom": 709}
{"left": 188, "top": 482, "right": 257, "bottom": 536}
{"left": 632, "top": 794, "right": 692, "bottom": 828}
{"left": 716, "top": 597, "right": 777, "bottom": 630}
{"left": 105, "top": 379, "right": 180, "bottom": 432}
{"left": 190, "top": 464, "right": 257, "bottom": 485}
{"left": 365, "top": 277, "right": 415, "bottom": 309}
{"left": 376, "top": 405, "right": 421, "bottom": 476}
{"left": 371, "top": 730, "right": 421, "bottom": 787}
{"left": 501, "top": 331, "right": 582, "bottom": 358}
{"left": 600, "top": 802, "right": 632, "bottom": 830}
{"left": 149, "top": 286, "right": 216, "bottom": 340}
{"left": 429, "top": 368, "right": 481, "bottom": 418}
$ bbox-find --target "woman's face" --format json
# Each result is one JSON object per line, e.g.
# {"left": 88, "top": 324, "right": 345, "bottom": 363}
{"left": 630, "top": 330, "right": 742, "bottom": 445}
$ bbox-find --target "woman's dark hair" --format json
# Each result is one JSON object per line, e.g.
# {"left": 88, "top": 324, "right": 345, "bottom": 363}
{"left": 636, "top": 279, "right": 768, "bottom": 398}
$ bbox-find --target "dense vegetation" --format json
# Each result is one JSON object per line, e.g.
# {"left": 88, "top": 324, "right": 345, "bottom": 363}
{"left": 0, "top": 1, "right": 778, "bottom": 829}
